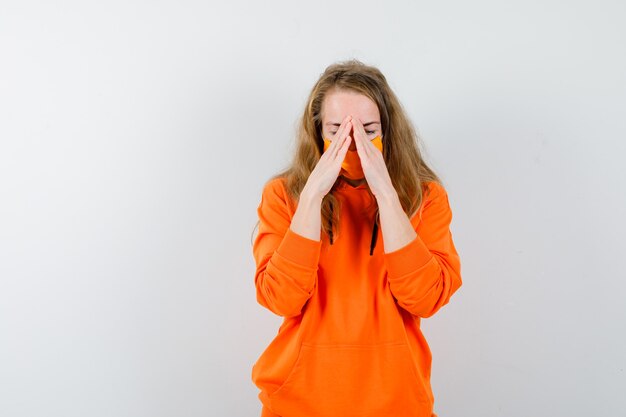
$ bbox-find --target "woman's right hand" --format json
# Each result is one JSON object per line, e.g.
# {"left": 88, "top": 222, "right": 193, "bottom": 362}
{"left": 303, "top": 115, "right": 353, "bottom": 201}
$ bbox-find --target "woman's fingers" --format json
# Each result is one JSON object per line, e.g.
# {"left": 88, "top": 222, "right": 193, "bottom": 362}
{"left": 352, "top": 117, "right": 370, "bottom": 157}
{"left": 329, "top": 116, "right": 352, "bottom": 158}
{"left": 311, "top": 115, "right": 354, "bottom": 196}
{"left": 335, "top": 115, "right": 352, "bottom": 141}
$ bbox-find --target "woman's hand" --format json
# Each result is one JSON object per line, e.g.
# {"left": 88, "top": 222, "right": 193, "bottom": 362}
{"left": 302, "top": 115, "right": 353, "bottom": 201}
{"left": 351, "top": 117, "right": 395, "bottom": 200}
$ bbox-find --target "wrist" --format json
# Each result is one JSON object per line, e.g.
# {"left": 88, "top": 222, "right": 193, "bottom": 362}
{"left": 301, "top": 186, "right": 324, "bottom": 205}
{"left": 376, "top": 187, "right": 400, "bottom": 208}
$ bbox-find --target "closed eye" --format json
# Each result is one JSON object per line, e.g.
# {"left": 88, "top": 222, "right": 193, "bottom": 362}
{"left": 331, "top": 130, "right": 377, "bottom": 135}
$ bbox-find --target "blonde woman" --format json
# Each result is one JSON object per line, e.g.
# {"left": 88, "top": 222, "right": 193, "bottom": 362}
{"left": 251, "top": 59, "right": 463, "bottom": 417}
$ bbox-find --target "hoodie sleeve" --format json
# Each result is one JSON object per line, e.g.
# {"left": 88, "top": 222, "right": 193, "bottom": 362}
{"left": 383, "top": 182, "right": 462, "bottom": 318}
{"left": 252, "top": 178, "right": 323, "bottom": 317}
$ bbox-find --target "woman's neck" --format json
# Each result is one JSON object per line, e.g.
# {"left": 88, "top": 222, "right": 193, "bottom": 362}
{"left": 340, "top": 176, "right": 367, "bottom": 187}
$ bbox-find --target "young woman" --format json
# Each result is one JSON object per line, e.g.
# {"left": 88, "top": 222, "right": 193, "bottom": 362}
{"left": 250, "top": 59, "right": 462, "bottom": 417}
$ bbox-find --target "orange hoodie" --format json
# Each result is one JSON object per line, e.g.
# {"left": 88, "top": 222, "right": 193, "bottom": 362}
{"left": 251, "top": 177, "right": 462, "bottom": 417}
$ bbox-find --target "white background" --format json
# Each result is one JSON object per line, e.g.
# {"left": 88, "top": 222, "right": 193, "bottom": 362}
{"left": 1, "top": 1, "right": 625, "bottom": 416}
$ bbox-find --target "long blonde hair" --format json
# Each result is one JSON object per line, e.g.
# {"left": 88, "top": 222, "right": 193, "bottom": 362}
{"left": 251, "top": 59, "right": 442, "bottom": 253}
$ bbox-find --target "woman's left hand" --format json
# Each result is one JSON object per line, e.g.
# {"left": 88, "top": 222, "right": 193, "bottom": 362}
{"left": 352, "top": 117, "right": 396, "bottom": 200}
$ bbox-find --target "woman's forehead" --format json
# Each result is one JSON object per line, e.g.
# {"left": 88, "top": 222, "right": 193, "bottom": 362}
{"left": 321, "top": 90, "right": 380, "bottom": 122}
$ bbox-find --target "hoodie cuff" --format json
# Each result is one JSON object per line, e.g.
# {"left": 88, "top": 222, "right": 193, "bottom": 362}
{"left": 276, "top": 227, "right": 322, "bottom": 269}
{"left": 384, "top": 233, "right": 434, "bottom": 280}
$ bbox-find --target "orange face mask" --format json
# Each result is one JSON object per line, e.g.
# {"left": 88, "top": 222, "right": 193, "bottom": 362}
{"left": 323, "top": 135, "right": 383, "bottom": 180}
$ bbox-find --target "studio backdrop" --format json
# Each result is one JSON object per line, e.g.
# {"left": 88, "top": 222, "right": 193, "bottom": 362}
{"left": 1, "top": 1, "right": 625, "bottom": 416}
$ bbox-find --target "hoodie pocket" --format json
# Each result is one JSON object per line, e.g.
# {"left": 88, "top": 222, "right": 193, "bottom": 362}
{"left": 267, "top": 341, "right": 430, "bottom": 417}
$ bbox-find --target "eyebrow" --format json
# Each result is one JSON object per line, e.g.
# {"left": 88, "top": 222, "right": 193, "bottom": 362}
{"left": 325, "top": 121, "right": 381, "bottom": 127}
